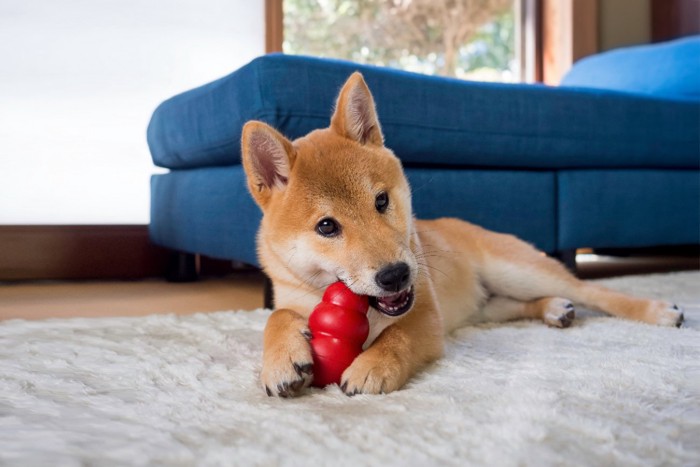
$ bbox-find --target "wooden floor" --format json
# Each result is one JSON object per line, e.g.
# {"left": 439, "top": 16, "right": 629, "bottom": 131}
{"left": 1, "top": 255, "right": 697, "bottom": 322}
{"left": 0, "top": 270, "right": 266, "bottom": 321}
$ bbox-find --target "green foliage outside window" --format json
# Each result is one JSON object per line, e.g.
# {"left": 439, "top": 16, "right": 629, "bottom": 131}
{"left": 284, "top": 0, "right": 517, "bottom": 82}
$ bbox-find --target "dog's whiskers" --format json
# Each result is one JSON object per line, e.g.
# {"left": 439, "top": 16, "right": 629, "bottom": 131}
{"left": 407, "top": 176, "right": 435, "bottom": 194}
{"left": 287, "top": 270, "right": 323, "bottom": 296}
{"left": 285, "top": 246, "right": 298, "bottom": 269}
{"left": 419, "top": 242, "right": 468, "bottom": 257}
{"left": 414, "top": 251, "right": 448, "bottom": 261}
{"left": 416, "top": 261, "right": 450, "bottom": 280}
{"left": 292, "top": 275, "right": 340, "bottom": 303}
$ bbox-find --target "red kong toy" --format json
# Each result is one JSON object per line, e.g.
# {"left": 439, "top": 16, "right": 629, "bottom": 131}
{"left": 308, "top": 281, "right": 370, "bottom": 387}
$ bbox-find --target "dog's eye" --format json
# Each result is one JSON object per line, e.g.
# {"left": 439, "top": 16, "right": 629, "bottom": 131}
{"left": 316, "top": 218, "right": 341, "bottom": 237}
{"left": 375, "top": 191, "right": 389, "bottom": 213}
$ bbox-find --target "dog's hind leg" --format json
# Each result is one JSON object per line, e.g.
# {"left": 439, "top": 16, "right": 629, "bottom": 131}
{"left": 477, "top": 232, "right": 684, "bottom": 327}
{"left": 480, "top": 296, "right": 576, "bottom": 328}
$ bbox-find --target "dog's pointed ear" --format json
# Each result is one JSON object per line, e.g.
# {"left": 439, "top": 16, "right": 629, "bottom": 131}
{"left": 241, "top": 121, "right": 295, "bottom": 207}
{"left": 330, "top": 72, "right": 384, "bottom": 146}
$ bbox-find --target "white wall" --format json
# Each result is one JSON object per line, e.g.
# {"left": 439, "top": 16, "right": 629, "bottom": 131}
{"left": 0, "top": 0, "right": 264, "bottom": 224}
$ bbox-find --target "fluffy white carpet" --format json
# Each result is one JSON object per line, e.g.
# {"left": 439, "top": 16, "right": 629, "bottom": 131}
{"left": 1, "top": 272, "right": 699, "bottom": 466}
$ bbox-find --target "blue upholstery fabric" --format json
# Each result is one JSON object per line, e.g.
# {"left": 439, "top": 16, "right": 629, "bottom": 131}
{"left": 150, "top": 166, "right": 261, "bottom": 265}
{"left": 150, "top": 165, "right": 700, "bottom": 262}
{"left": 558, "top": 170, "right": 700, "bottom": 250}
{"left": 148, "top": 166, "right": 557, "bottom": 265}
{"left": 561, "top": 36, "right": 700, "bottom": 102}
{"left": 406, "top": 168, "right": 556, "bottom": 252}
{"left": 147, "top": 54, "right": 699, "bottom": 171}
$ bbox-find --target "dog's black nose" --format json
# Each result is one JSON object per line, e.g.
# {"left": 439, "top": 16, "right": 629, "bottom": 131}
{"left": 375, "top": 262, "right": 411, "bottom": 292}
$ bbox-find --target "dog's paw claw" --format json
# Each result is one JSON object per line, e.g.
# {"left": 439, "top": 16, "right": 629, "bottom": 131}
{"left": 676, "top": 311, "right": 685, "bottom": 328}
{"left": 559, "top": 310, "right": 575, "bottom": 328}
{"left": 340, "top": 379, "right": 362, "bottom": 397}
{"left": 293, "top": 362, "right": 313, "bottom": 377}
{"left": 341, "top": 352, "right": 403, "bottom": 395}
{"left": 340, "top": 383, "right": 361, "bottom": 397}
{"left": 646, "top": 302, "right": 684, "bottom": 327}
{"left": 543, "top": 298, "right": 575, "bottom": 328}
{"left": 261, "top": 341, "right": 314, "bottom": 398}
{"left": 264, "top": 361, "right": 313, "bottom": 398}
{"left": 276, "top": 378, "right": 307, "bottom": 398}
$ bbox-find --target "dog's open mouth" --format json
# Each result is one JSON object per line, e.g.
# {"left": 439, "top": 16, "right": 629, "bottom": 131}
{"left": 369, "top": 286, "right": 415, "bottom": 317}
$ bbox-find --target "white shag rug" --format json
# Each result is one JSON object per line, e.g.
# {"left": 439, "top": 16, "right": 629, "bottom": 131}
{"left": 1, "top": 272, "right": 699, "bottom": 466}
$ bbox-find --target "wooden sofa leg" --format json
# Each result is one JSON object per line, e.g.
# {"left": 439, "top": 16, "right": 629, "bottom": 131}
{"left": 552, "top": 249, "right": 578, "bottom": 276}
{"left": 263, "top": 275, "right": 274, "bottom": 309}
{"left": 166, "top": 252, "right": 200, "bottom": 282}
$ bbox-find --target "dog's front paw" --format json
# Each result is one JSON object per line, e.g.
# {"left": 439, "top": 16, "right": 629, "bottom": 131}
{"left": 261, "top": 328, "right": 314, "bottom": 398}
{"left": 644, "top": 301, "right": 684, "bottom": 328}
{"left": 340, "top": 349, "right": 406, "bottom": 396}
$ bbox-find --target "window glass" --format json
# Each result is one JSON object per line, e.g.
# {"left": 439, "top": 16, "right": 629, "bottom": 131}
{"left": 0, "top": 0, "right": 263, "bottom": 224}
{"left": 283, "top": 0, "right": 518, "bottom": 82}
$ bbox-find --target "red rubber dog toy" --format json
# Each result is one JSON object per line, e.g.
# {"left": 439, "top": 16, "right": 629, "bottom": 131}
{"left": 309, "top": 282, "right": 369, "bottom": 387}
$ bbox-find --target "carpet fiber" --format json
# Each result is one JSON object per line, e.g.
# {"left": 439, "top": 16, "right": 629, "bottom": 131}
{"left": 2, "top": 272, "right": 699, "bottom": 466}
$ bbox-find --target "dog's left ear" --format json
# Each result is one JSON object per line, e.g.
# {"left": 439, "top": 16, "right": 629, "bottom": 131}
{"left": 330, "top": 72, "right": 384, "bottom": 146}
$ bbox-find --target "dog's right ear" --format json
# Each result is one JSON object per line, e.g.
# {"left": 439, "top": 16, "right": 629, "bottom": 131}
{"left": 331, "top": 72, "right": 384, "bottom": 146}
{"left": 241, "top": 121, "right": 295, "bottom": 208}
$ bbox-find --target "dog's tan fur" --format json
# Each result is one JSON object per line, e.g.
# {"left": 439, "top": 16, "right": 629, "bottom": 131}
{"left": 242, "top": 73, "right": 684, "bottom": 398}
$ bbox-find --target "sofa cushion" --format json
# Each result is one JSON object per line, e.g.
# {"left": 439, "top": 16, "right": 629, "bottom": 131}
{"left": 150, "top": 166, "right": 261, "bottom": 265}
{"left": 561, "top": 36, "right": 700, "bottom": 102}
{"left": 407, "top": 168, "right": 556, "bottom": 252}
{"left": 147, "top": 54, "right": 699, "bottom": 171}
{"left": 557, "top": 169, "right": 700, "bottom": 250}
{"left": 148, "top": 166, "right": 557, "bottom": 264}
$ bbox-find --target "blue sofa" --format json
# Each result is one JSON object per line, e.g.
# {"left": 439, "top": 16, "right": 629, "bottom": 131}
{"left": 147, "top": 37, "right": 700, "bottom": 272}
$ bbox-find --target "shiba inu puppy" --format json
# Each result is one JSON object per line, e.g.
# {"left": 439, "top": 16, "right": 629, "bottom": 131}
{"left": 241, "top": 72, "right": 684, "bottom": 398}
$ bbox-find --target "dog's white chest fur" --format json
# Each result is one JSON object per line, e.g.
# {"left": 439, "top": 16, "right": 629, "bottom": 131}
{"left": 364, "top": 308, "right": 396, "bottom": 349}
